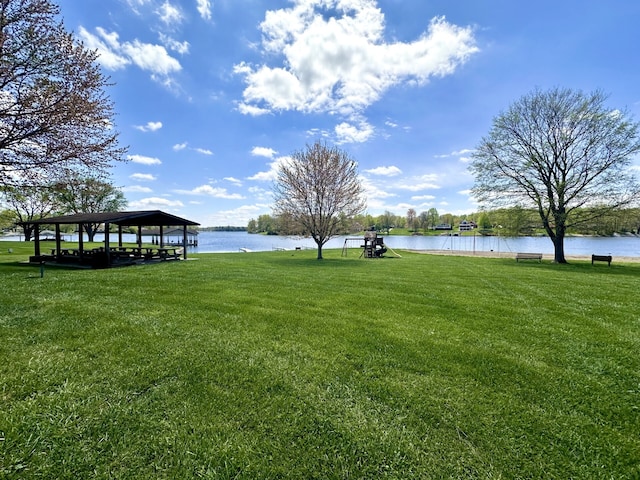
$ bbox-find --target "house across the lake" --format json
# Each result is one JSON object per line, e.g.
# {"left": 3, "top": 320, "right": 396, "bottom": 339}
{"left": 434, "top": 224, "right": 453, "bottom": 230}
{"left": 459, "top": 220, "right": 477, "bottom": 231}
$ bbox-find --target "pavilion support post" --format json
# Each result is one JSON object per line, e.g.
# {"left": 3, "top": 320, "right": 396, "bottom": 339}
{"left": 55, "top": 224, "right": 62, "bottom": 260}
{"left": 78, "top": 223, "right": 84, "bottom": 261}
{"left": 118, "top": 225, "right": 123, "bottom": 247}
{"left": 159, "top": 225, "right": 164, "bottom": 248}
{"left": 137, "top": 225, "right": 142, "bottom": 248}
{"left": 104, "top": 222, "right": 111, "bottom": 266}
{"left": 182, "top": 225, "right": 188, "bottom": 260}
{"left": 34, "top": 225, "right": 41, "bottom": 257}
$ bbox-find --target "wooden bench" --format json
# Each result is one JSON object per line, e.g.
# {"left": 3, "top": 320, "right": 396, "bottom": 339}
{"left": 515, "top": 252, "right": 543, "bottom": 262}
{"left": 591, "top": 254, "right": 612, "bottom": 266}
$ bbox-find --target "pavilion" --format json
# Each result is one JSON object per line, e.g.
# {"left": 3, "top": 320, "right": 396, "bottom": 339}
{"left": 24, "top": 210, "right": 200, "bottom": 268}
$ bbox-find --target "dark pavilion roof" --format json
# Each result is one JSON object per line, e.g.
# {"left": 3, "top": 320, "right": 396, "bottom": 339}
{"left": 25, "top": 210, "right": 200, "bottom": 227}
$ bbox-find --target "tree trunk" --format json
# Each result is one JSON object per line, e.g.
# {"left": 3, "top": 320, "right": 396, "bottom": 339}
{"left": 21, "top": 225, "right": 34, "bottom": 242}
{"left": 85, "top": 224, "right": 96, "bottom": 242}
{"left": 316, "top": 242, "right": 323, "bottom": 260}
{"left": 552, "top": 226, "right": 567, "bottom": 263}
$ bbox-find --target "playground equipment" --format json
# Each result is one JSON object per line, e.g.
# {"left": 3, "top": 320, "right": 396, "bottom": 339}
{"left": 342, "top": 231, "right": 400, "bottom": 258}
{"left": 362, "top": 231, "right": 387, "bottom": 258}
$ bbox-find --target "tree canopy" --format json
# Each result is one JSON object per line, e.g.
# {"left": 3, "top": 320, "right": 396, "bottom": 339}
{"left": 54, "top": 176, "right": 127, "bottom": 241}
{"left": 1, "top": 183, "right": 59, "bottom": 240}
{"left": 470, "top": 87, "right": 640, "bottom": 263}
{"left": 273, "top": 140, "right": 366, "bottom": 259}
{"left": 0, "top": 0, "right": 126, "bottom": 187}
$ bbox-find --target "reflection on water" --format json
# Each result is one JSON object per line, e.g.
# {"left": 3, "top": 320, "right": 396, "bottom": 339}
{"left": 3, "top": 231, "right": 639, "bottom": 257}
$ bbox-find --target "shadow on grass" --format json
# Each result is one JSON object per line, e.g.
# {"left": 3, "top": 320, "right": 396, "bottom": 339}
{"left": 264, "top": 253, "right": 403, "bottom": 269}
{"left": 504, "top": 257, "right": 640, "bottom": 278}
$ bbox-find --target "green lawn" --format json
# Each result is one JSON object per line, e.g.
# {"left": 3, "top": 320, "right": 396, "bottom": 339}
{"left": 1, "top": 242, "right": 639, "bottom": 479}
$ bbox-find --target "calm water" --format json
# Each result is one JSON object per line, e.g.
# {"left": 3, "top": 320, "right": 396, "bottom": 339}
{"left": 4, "top": 231, "right": 640, "bottom": 257}
{"left": 194, "top": 231, "right": 640, "bottom": 256}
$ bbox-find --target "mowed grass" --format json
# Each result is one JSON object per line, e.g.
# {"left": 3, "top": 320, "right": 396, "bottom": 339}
{"left": 0, "top": 242, "right": 639, "bottom": 479}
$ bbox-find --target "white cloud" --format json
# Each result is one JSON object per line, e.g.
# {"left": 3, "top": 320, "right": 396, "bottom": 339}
{"left": 360, "top": 177, "right": 396, "bottom": 210}
{"left": 396, "top": 181, "right": 441, "bottom": 192}
{"left": 123, "top": 185, "right": 153, "bottom": 193}
{"left": 197, "top": 0, "right": 212, "bottom": 21}
{"left": 204, "top": 204, "right": 266, "bottom": 227}
{"left": 170, "top": 143, "right": 213, "bottom": 155}
{"left": 453, "top": 149, "right": 475, "bottom": 156}
{"left": 129, "top": 197, "right": 184, "bottom": 209}
{"left": 248, "top": 186, "right": 272, "bottom": 202}
{"left": 411, "top": 194, "right": 436, "bottom": 201}
{"left": 435, "top": 148, "right": 475, "bottom": 158}
{"left": 248, "top": 156, "right": 291, "bottom": 182}
{"left": 134, "top": 121, "right": 163, "bottom": 132}
{"left": 194, "top": 148, "right": 214, "bottom": 156}
{"left": 251, "top": 147, "right": 277, "bottom": 158}
{"left": 224, "top": 177, "right": 243, "bottom": 185}
{"left": 159, "top": 34, "right": 190, "bottom": 55}
{"left": 248, "top": 170, "right": 277, "bottom": 182}
{"left": 128, "top": 154, "right": 162, "bottom": 165}
{"left": 365, "top": 166, "right": 402, "bottom": 176}
{"left": 130, "top": 173, "right": 157, "bottom": 181}
{"left": 78, "top": 27, "right": 181, "bottom": 83}
{"left": 78, "top": 27, "right": 130, "bottom": 70}
{"left": 393, "top": 174, "right": 441, "bottom": 191}
{"left": 235, "top": 2, "right": 478, "bottom": 132}
{"left": 157, "top": 1, "right": 183, "bottom": 25}
{"left": 235, "top": 100, "right": 271, "bottom": 116}
{"left": 335, "top": 120, "right": 374, "bottom": 144}
{"left": 174, "top": 184, "right": 244, "bottom": 199}
{"left": 122, "top": 39, "right": 182, "bottom": 76}
{"left": 124, "top": 0, "right": 151, "bottom": 13}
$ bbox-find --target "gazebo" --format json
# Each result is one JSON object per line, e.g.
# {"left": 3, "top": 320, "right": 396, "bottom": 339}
{"left": 24, "top": 210, "right": 200, "bottom": 268}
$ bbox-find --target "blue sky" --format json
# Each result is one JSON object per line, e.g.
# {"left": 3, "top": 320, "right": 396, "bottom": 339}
{"left": 56, "top": 0, "right": 640, "bottom": 227}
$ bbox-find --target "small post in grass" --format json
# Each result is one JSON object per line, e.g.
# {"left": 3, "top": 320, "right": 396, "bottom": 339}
{"left": 40, "top": 261, "right": 45, "bottom": 278}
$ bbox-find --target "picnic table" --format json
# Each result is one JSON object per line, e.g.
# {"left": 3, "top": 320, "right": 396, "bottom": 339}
{"left": 45, "top": 246, "right": 182, "bottom": 265}
{"left": 157, "top": 247, "right": 180, "bottom": 260}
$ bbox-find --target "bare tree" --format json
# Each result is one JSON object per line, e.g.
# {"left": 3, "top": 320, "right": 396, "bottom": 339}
{"left": 471, "top": 88, "right": 640, "bottom": 263}
{"left": 54, "top": 176, "right": 127, "bottom": 241}
{"left": 273, "top": 140, "right": 366, "bottom": 259}
{"left": 0, "top": 0, "right": 126, "bottom": 187}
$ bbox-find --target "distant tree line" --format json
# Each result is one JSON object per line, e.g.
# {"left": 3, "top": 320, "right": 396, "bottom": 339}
{"left": 248, "top": 206, "right": 640, "bottom": 237}
{"left": 247, "top": 210, "right": 442, "bottom": 236}
{"left": 199, "top": 226, "right": 247, "bottom": 232}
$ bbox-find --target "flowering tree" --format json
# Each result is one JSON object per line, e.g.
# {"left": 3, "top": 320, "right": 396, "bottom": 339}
{"left": 0, "top": 0, "right": 125, "bottom": 187}
{"left": 273, "top": 141, "right": 366, "bottom": 259}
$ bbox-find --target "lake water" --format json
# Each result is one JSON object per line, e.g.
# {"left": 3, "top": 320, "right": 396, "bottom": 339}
{"left": 3, "top": 231, "right": 640, "bottom": 257}
{"left": 195, "top": 232, "right": 638, "bottom": 257}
